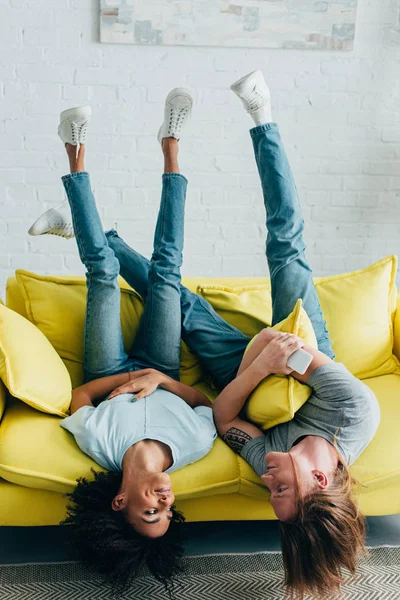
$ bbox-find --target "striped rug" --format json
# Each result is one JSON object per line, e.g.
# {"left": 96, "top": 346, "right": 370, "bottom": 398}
{"left": 0, "top": 547, "right": 399, "bottom": 599}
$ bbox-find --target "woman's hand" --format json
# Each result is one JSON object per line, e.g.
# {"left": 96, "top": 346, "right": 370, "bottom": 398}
{"left": 252, "top": 332, "right": 304, "bottom": 377}
{"left": 107, "top": 369, "right": 166, "bottom": 401}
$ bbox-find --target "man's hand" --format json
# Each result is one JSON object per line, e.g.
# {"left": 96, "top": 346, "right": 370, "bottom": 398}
{"left": 107, "top": 368, "right": 166, "bottom": 401}
{"left": 252, "top": 332, "right": 304, "bottom": 377}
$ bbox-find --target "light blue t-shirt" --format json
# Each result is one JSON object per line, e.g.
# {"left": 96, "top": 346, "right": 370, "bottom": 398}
{"left": 60, "top": 389, "right": 217, "bottom": 473}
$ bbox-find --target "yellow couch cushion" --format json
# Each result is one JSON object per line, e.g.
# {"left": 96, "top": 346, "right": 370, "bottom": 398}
{"left": 392, "top": 290, "right": 400, "bottom": 361}
{"left": 0, "top": 379, "right": 7, "bottom": 423}
{"left": 243, "top": 299, "right": 317, "bottom": 429}
{"left": 0, "top": 479, "right": 69, "bottom": 526}
{"left": 6, "top": 278, "right": 28, "bottom": 319}
{"left": 11, "top": 255, "right": 398, "bottom": 391}
{"left": 350, "top": 374, "right": 400, "bottom": 509}
{"left": 197, "top": 284, "right": 272, "bottom": 338}
{"left": 0, "top": 303, "right": 71, "bottom": 417}
{"left": 315, "top": 255, "right": 398, "bottom": 379}
{"left": 0, "top": 479, "right": 278, "bottom": 525}
{"left": 15, "top": 270, "right": 202, "bottom": 390}
{"left": 0, "top": 397, "right": 240, "bottom": 498}
{"left": 0, "top": 299, "right": 10, "bottom": 422}
{"left": 198, "top": 256, "right": 398, "bottom": 381}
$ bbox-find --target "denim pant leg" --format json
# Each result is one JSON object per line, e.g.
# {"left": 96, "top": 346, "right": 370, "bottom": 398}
{"left": 250, "top": 124, "right": 335, "bottom": 359}
{"left": 105, "top": 239, "right": 250, "bottom": 389}
{"left": 62, "top": 172, "right": 134, "bottom": 383}
{"left": 126, "top": 173, "right": 186, "bottom": 381}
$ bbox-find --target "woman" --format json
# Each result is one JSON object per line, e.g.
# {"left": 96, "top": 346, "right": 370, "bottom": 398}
{"left": 30, "top": 70, "right": 380, "bottom": 599}
{"left": 30, "top": 89, "right": 217, "bottom": 593}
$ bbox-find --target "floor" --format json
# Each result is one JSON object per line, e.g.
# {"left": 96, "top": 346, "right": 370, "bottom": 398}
{"left": 1, "top": 516, "right": 400, "bottom": 564}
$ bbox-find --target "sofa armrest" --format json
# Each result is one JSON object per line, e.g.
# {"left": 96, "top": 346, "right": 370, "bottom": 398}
{"left": 393, "top": 291, "right": 400, "bottom": 361}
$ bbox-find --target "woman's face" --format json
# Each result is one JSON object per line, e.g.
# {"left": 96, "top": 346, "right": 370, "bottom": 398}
{"left": 125, "top": 472, "right": 175, "bottom": 538}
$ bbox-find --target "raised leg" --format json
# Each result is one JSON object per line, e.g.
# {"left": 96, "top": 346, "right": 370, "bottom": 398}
{"left": 251, "top": 123, "right": 335, "bottom": 359}
{"left": 105, "top": 236, "right": 250, "bottom": 388}
{"left": 63, "top": 144, "right": 133, "bottom": 382}
{"left": 127, "top": 139, "right": 185, "bottom": 380}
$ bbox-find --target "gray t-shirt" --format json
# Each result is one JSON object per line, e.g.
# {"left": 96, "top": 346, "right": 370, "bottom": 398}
{"left": 241, "top": 362, "right": 381, "bottom": 477}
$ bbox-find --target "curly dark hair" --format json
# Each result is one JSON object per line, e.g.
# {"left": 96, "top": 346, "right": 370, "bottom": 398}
{"left": 60, "top": 469, "right": 186, "bottom": 596}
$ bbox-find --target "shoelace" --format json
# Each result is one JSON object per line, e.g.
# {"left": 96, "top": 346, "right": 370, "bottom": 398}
{"left": 79, "top": 121, "right": 89, "bottom": 143}
{"left": 46, "top": 211, "right": 74, "bottom": 238}
{"left": 69, "top": 120, "right": 89, "bottom": 144}
{"left": 50, "top": 222, "right": 74, "bottom": 238}
{"left": 243, "top": 86, "right": 269, "bottom": 112}
{"left": 69, "top": 122, "right": 80, "bottom": 144}
{"left": 167, "top": 106, "right": 189, "bottom": 135}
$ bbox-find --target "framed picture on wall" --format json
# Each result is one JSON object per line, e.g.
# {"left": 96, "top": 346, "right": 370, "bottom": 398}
{"left": 100, "top": 1, "right": 358, "bottom": 51}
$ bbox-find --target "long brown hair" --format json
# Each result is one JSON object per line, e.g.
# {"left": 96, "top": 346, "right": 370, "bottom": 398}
{"left": 280, "top": 460, "right": 367, "bottom": 600}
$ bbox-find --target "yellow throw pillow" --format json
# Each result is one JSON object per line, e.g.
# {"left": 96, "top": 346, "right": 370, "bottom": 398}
{"left": 393, "top": 290, "right": 400, "bottom": 362}
{"left": 244, "top": 299, "right": 317, "bottom": 430}
{"left": 198, "top": 255, "right": 399, "bottom": 380}
{"left": 0, "top": 303, "right": 71, "bottom": 417}
{"left": 197, "top": 284, "right": 272, "bottom": 338}
{"left": 315, "top": 255, "right": 398, "bottom": 379}
{"left": 15, "top": 270, "right": 203, "bottom": 389}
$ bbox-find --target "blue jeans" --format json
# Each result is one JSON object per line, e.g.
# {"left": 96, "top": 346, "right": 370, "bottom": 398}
{"left": 62, "top": 171, "right": 188, "bottom": 383}
{"left": 64, "top": 123, "right": 334, "bottom": 386}
{"left": 251, "top": 123, "right": 333, "bottom": 356}
{"left": 107, "top": 124, "right": 334, "bottom": 386}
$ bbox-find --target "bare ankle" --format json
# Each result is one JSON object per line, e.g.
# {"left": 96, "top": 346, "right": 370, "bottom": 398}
{"left": 66, "top": 143, "right": 85, "bottom": 173}
{"left": 162, "top": 137, "right": 179, "bottom": 154}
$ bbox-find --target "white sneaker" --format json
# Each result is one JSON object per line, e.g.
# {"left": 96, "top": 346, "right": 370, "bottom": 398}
{"left": 157, "top": 88, "right": 193, "bottom": 146}
{"left": 28, "top": 200, "right": 75, "bottom": 239}
{"left": 230, "top": 70, "right": 272, "bottom": 124}
{"left": 58, "top": 105, "right": 92, "bottom": 146}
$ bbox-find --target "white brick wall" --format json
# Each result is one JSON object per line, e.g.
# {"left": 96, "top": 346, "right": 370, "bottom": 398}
{"left": 1, "top": 0, "right": 400, "bottom": 298}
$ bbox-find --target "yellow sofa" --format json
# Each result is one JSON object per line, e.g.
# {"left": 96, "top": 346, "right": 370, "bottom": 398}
{"left": 1, "top": 257, "right": 400, "bottom": 526}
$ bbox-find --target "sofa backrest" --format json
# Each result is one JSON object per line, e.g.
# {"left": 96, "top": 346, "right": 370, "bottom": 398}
{"left": 6, "top": 275, "right": 271, "bottom": 319}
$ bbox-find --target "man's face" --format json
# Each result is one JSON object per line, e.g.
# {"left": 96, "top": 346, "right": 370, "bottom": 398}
{"left": 261, "top": 451, "right": 309, "bottom": 522}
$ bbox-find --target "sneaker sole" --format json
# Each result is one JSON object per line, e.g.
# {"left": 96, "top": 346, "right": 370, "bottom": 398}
{"left": 165, "top": 87, "right": 193, "bottom": 107}
{"left": 230, "top": 69, "right": 263, "bottom": 93}
{"left": 60, "top": 105, "right": 92, "bottom": 124}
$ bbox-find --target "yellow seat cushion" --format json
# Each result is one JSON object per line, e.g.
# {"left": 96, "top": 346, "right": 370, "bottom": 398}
{"left": 243, "top": 299, "right": 317, "bottom": 429}
{"left": 0, "top": 397, "right": 240, "bottom": 498}
{"left": 350, "top": 374, "right": 400, "bottom": 511}
{"left": 0, "top": 479, "right": 278, "bottom": 526}
{"left": 15, "top": 270, "right": 203, "bottom": 390}
{"left": 0, "top": 303, "right": 71, "bottom": 417}
{"left": 2, "top": 370, "right": 396, "bottom": 512}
